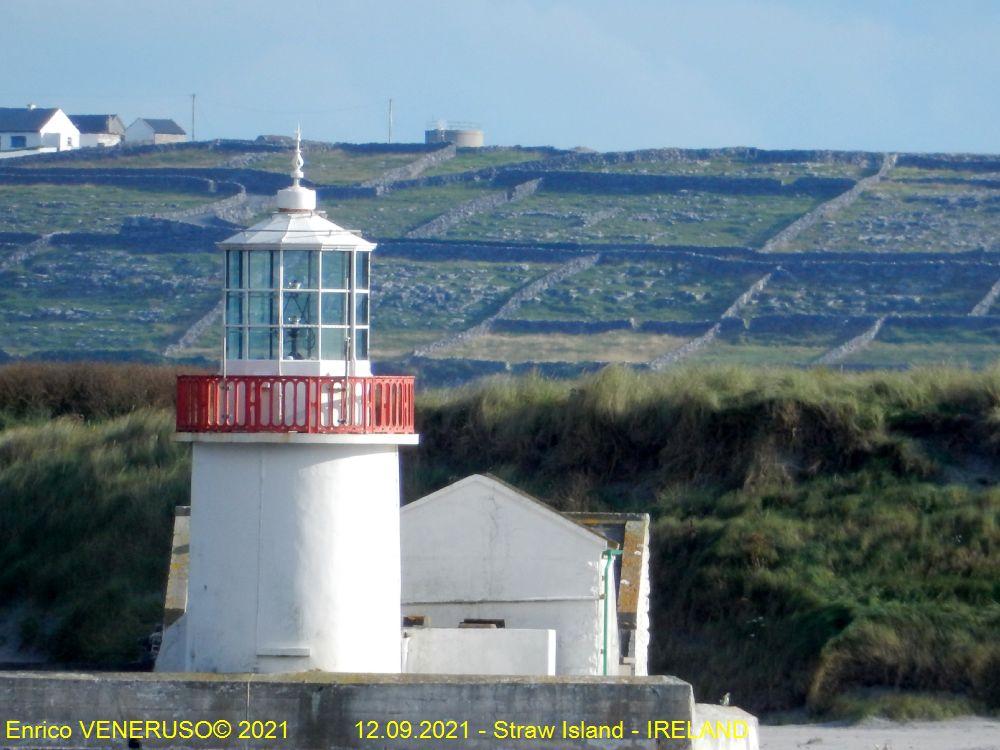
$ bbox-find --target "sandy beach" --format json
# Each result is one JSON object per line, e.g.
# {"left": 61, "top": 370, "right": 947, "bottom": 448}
{"left": 760, "top": 717, "right": 1000, "bottom": 750}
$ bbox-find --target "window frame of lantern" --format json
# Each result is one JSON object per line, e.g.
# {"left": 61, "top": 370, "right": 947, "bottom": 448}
{"left": 223, "top": 245, "right": 372, "bottom": 365}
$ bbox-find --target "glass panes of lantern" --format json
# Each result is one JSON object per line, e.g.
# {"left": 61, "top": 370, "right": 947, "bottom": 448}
{"left": 248, "top": 327, "right": 279, "bottom": 359}
{"left": 284, "top": 250, "right": 318, "bottom": 289}
{"left": 224, "top": 248, "right": 373, "bottom": 362}
{"left": 249, "top": 251, "right": 277, "bottom": 289}
{"left": 356, "top": 252, "right": 370, "bottom": 290}
{"left": 322, "top": 251, "right": 349, "bottom": 290}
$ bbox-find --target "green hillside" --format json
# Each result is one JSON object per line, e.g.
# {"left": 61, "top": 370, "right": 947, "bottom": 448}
{"left": 0, "top": 140, "right": 997, "bottom": 380}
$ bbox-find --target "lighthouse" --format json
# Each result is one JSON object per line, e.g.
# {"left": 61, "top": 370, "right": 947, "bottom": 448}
{"left": 162, "top": 131, "right": 417, "bottom": 674}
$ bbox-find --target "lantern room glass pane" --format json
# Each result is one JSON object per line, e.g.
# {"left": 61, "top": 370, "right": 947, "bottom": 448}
{"left": 248, "top": 328, "right": 278, "bottom": 359}
{"left": 283, "top": 291, "right": 318, "bottom": 325}
{"left": 248, "top": 251, "right": 277, "bottom": 289}
{"left": 284, "top": 250, "right": 318, "bottom": 289}
{"left": 248, "top": 292, "right": 277, "bottom": 325}
{"left": 226, "top": 292, "right": 244, "bottom": 326}
{"left": 322, "top": 251, "right": 349, "bottom": 289}
{"left": 321, "top": 292, "right": 348, "bottom": 325}
{"left": 283, "top": 327, "right": 317, "bottom": 360}
{"left": 226, "top": 327, "right": 244, "bottom": 359}
{"left": 356, "top": 252, "right": 370, "bottom": 290}
{"left": 321, "top": 327, "right": 348, "bottom": 360}
{"left": 226, "top": 250, "right": 243, "bottom": 288}
{"left": 355, "top": 329, "right": 369, "bottom": 359}
{"left": 355, "top": 293, "right": 369, "bottom": 325}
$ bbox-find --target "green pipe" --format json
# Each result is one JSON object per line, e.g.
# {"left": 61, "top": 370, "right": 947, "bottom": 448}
{"left": 602, "top": 548, "right": 623, "bottom": 676}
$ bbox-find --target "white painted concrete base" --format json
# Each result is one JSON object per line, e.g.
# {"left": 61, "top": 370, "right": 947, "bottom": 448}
{"left": 181, "top": 440, "right": 403, "bottom": 674}
{"left": 693, "top": 704, "right": 759, "bottom": 750}
{"left": 402, "top": 628, "right": 556, "bottom": 676}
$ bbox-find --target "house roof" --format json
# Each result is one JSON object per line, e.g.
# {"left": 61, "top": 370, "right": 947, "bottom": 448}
{"left": 405, "top": 474, "right": 618, "bottom": 548}
{"left": 0, "top": 107, "right": 60, "bottom": 133}
{"left": 135, "top": 118, "right": 186, "bottom": 135}
{"left": 69, "top": 114, "right": 125, "bottom": 135}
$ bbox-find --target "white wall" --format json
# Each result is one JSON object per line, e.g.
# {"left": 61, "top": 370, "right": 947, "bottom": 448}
{"left": 39, "top": 110, "right": 79, "bottom": 151}
{"left": 632, "top": 519, "right": 651, "bottom": 676}
{"left": 402, "top": 628, "right": 556, "bottom": 676}
{"left": 0, "top": 133, "right": 38, "bottom": 151}
{"left": 184, "top": 440, "right": 403, "bottom": 674}
{"left": 153, "top": 133, "right": 186, "bottom": 144}
{"left": 401, "top": 476, "right": 618, "bottom": 675}
{"left": 125, "top": 119, "right": 154, "bottom": 144}
{"left": 80, "top": 133, "right": 122, "bottom": 148}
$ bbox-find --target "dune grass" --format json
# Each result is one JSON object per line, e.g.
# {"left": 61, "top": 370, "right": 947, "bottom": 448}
{"left": 0, "top": 362, "right": 997, "bottom": 717}
{"left": 410, "top": 365, "right": 1000, "bottom": 716}
{"left": 0, "top": 410, "right": 188, "bottom": 664}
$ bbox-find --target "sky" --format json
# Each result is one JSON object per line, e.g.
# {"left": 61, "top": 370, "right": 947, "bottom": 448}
{"left": 3, "top": 0, "right": 999, "bottom": 153}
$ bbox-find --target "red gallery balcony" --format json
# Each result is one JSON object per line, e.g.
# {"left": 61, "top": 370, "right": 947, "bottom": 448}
{"left": 176, "top": 375, "right": 415, "bottom": 434}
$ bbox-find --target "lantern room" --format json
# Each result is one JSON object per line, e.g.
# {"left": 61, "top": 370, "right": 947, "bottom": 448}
{"left": 219, "top": 130, "right": 373, "bottom": 377}
{"left": 175, "top": 130, "right": 414, "bottom": 436}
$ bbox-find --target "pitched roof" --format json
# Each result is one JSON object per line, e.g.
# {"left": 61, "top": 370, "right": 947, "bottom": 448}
{"left": 136, "top": 118, "right": 186, "bottom": 135}
{"left": 69, "top": 114, "right": 125, "bottom": 135}
{"left": 405, "top": 473, "right": 616, "bottom": 547}
{"left": 0, "top": 107, "right": 60, "bottom": 133}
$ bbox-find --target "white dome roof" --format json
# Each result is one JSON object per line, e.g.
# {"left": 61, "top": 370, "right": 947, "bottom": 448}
{"left": 220, "top": 128, "right": 375, "bottom": 250}
{"left": 220, "top": 211, "right": 375, "bottom": 250}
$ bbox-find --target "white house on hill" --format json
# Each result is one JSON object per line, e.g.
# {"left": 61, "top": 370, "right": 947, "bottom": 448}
{"left": 0, "top": 106, "right": 78, "bottom": 152}
{"left": 125, "top": 118, "right": 187, "bottom": 145}
{"left": 401, "top": 474, "right": 650, "bottom": 677}
{"left": 69, "top": 114, "right": 125, "bottom": 148}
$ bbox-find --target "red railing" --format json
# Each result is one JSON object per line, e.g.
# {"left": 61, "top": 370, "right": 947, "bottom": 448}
{"left": 176, "top": 375, "right": 415, "bottom": 434}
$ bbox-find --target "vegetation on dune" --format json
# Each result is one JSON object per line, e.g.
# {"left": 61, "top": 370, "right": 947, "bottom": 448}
{"left": 0, "top": 362, "right": 998, "bottom": 717}
{"left": 410, "top": 366, "right": 1000, "bottom": 715}
{"left": 0, "top": 410, "right": 187, "bottom": 664}
{"left": 0, "top": 362, "right": 182, "bottom": 425}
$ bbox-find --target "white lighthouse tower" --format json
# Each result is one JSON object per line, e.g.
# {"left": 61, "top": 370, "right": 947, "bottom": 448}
{"left": 160, "top": 131, "right": 417, "bottom": 674}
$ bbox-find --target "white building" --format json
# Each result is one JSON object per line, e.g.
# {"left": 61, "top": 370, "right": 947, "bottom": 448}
{"left": 69, "top": 114, "right": 125, "bottom": 148}
{"left": 125, "top": 117, "right": 187, "bottom": 144}
{"left": 0, "top": 106, "right": 78, "bottom": 152}
{"left": 401, "top": 474, "right": 650, "bottom": 677}
{"left": 155, "top": 131, "right": 418, "bottom": 675}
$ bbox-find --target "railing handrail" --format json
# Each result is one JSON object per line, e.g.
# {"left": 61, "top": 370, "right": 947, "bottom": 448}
{"left": 176, "top": 374, "right": 415, "bottom": 435}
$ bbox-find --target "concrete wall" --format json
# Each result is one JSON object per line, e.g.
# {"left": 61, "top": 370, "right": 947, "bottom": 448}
{"left": 174, "top": 440, "right": 403, "bottom": 675}
{"left": 0, "top": 671, "right": 697, "bottom": 750}
{"left": 401, "top": 475, "right": 617, "bottom": 676}
{"left": 402, "top": 627, "right": 556, "bottom": 676}
{"left": 401, "top": 599, "right": 616, "bottom": 676}
{"left": 692, "top": 705, "right": 759, "bottom": 750}
{"left": 80, "top": 133, "right": 122, "bottom": 148}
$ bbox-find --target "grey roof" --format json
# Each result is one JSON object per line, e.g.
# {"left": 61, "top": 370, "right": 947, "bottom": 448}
{"left": 136, "top": 118, "right": 186, "bottom": 135}
{"left": 0, "top": 107, "right": 60, "bottom": 133}
{"left": 69, "top": 114, "right": 125, "bottom": 135}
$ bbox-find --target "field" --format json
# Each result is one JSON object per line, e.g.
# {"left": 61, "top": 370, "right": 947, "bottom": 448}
{"left": 0, "top": 183, "right": 213, "bottom": 233}
{"left": 252, "top": 146, "right": 424, "bottom": 184}
{"left": 508, "top": 256, "right": 766, "bottom": 323}
{"left": 0, "top": 139, "right": 997, "bottom": 377}
{"left": 319, "top": 184, "right": 493, "bottom": 236}
{"left": 432, "top": 330, "right": 688, "bottom": 363}
{"left": 441, "top": 189, "right": 822, "bottom": 247}
{"left": 790, "top": 173, "right": 1000, "bottom": 253}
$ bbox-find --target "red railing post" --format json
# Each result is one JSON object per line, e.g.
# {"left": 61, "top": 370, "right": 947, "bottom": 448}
{"left": 176, "top": 375, "right": 414, "bottom": 435}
